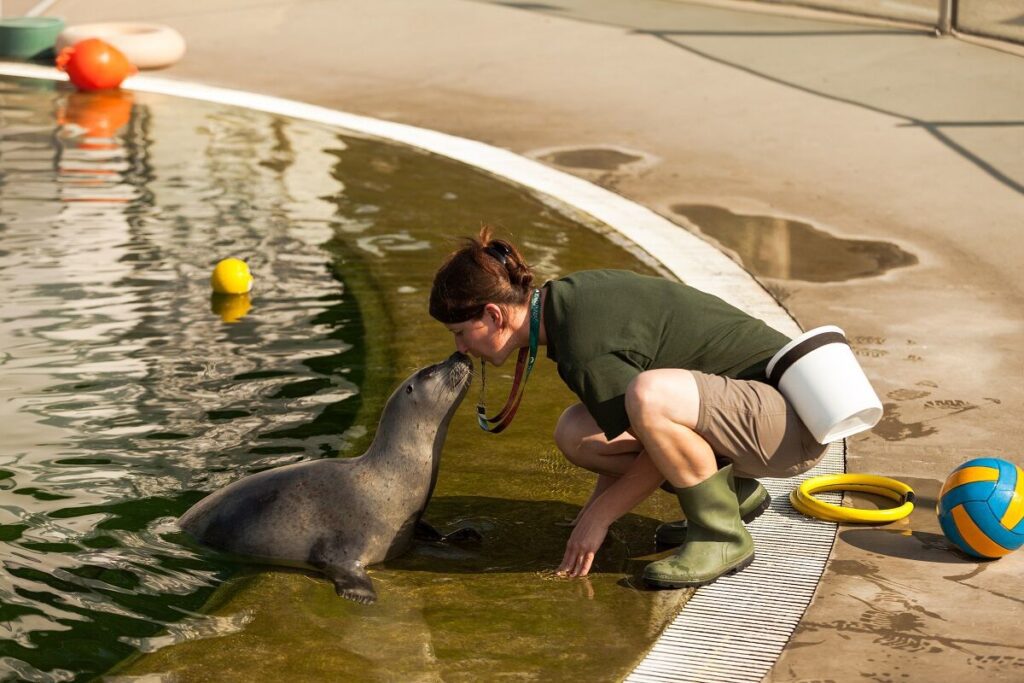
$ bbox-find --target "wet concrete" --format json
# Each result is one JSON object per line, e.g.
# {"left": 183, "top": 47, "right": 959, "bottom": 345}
{"left": 26, "top": 0, "right": 1024, "bottom": 680}
{"left": 783, "top": 475, "right": 1024, "bottom": 681}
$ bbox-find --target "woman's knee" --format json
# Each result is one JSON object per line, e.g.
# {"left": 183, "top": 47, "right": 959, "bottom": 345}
{"left": 553, "top": 403, "right": 597, "bottom": 463}
{"left": 625, "top": 369, "right": 700, "bottom": 433}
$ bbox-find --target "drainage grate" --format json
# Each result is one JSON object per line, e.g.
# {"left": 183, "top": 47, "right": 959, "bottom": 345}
{"left": 628, "top": 440, "right": 845, "bottom": 683}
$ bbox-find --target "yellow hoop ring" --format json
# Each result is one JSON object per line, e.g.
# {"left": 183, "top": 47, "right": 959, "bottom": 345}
{"left": 789, "top": 474, "right": 915, "bottom": 523}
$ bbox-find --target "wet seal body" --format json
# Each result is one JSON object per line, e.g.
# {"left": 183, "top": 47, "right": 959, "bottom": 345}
{"left": 179, "top": 352, "right": 473, "bottom": 604}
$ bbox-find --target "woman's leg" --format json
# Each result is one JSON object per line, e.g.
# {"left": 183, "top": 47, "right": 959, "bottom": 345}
{"left": 625, "top": 369, "right": 754, "bottom": 587}
{"left": 623, "top": 369, "right": 717, "bottom": 487}
{"left": 554, "top": 403, "right": 645, "bottom": 523}
{"left": 553, "top": 402, "right": 643, "bottom": 477}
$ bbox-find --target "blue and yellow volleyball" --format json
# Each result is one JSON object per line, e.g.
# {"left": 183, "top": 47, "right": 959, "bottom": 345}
{"left": 937, "top": 457, "right": 1024, "bottom": 559}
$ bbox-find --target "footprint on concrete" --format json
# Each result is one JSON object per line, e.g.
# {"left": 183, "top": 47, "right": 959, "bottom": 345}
{"left": 887, "top": 389, "right": 931, "bottom": 401}
{"left": 923, "top": 399, "right": 977, "bottom": 412}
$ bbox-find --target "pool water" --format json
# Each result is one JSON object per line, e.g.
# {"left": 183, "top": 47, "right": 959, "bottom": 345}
{"left": 0, "top": 77, "right": 683, "bottom": 681}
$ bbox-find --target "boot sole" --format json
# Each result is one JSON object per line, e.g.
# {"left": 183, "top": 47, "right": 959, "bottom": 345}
{"left": 654, "top": 492, "right": 772, "bottom": 546}
{"left": 644, "top": 552, "right": 756, "bottom": 589}
{"left": 742, "top": 492, "right": 772, "bottom": 523}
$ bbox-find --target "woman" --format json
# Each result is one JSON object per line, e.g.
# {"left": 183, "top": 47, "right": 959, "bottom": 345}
{"left": 429, "top": 228, "right": 827, "bottom": 588}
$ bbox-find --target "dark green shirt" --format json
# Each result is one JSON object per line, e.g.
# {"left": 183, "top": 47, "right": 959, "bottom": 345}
{"left": 543, "top": 270, "right": 790, "bottom": 440}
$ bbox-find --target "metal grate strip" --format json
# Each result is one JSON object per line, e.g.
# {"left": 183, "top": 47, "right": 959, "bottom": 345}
{"left": 628, "top": 440, "right": 845, "bottom": 683}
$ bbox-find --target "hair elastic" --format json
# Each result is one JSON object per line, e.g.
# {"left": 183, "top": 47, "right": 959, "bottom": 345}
{"left": 484, "top": 242, "right": 511, "bottom": 266}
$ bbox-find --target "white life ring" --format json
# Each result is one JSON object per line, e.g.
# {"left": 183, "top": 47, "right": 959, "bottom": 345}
{"left": 56, "top": 23, "right": 186, "bottom": 70}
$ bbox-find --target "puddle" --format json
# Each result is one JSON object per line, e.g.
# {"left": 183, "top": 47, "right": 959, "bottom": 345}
{"left": 671, "top": 204, "right": 917, "bottom": 282}
{"left": 538, "top": 147, "right": 644, "bottom": 171}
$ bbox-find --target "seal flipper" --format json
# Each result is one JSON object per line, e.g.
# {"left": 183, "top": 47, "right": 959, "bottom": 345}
{"left": 443, "top": 526, "right": 483, "bottom": 546}
{"left": 308, "top": 537, "right": 377, "bottom": 604}
{"left": 328, "top": 561, "right": 377, "bottom": 604}
{"left": 414, "top": 519, "right": 444, "bottom": 542}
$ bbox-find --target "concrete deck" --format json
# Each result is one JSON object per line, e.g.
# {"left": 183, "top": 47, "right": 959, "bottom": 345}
{"left": 31, "top": 0, "right": 1024, "bottom": 680}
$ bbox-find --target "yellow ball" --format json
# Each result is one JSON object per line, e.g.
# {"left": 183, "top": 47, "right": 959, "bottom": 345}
{"left": 211, "top": 258, "right": 253, "bottom": 295}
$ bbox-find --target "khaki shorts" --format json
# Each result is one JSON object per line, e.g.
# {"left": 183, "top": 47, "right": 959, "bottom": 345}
{"left": 692, "top": 371, "right": 828, "bottom": 479}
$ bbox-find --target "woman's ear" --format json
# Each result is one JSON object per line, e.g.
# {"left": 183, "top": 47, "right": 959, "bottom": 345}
{"left": 483, "top": 302, "right": 504, "bottom": 329}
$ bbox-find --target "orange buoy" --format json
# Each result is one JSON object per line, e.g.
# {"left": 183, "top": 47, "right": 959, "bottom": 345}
{"left": 56, "top": 38, "right": 137, "bottom": 91}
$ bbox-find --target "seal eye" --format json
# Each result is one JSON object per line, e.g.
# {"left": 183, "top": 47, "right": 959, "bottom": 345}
{"left": 405, "top": 385, "right": 413, "bottom": 394}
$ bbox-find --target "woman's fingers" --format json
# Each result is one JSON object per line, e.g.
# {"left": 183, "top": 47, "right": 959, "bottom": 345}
{"left": 556, "top": 513, "right": 609, "bottom": 577}
{"left": 556, "top": 547, "right": 581, "bottom": 576}
{"left": 574, "top": 551, "right": 595, "bottom": 577}
{"left": 556, "top": 542, "right": 578, "bottom": 575}
{"left": 556, "top": 545, "right": 596, "bottom": 577}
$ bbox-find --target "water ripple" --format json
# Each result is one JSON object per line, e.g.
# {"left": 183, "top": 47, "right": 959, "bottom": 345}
{"left": 0, "top": 77, "right": 360, "bottom": 680}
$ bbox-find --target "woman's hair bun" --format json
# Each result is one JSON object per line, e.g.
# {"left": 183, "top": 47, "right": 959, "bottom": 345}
{"left": 429, "top": 226, "right": 535, "bottom": 323}
{"left": 482, "top": 233, "right": 532, "bottom": 290}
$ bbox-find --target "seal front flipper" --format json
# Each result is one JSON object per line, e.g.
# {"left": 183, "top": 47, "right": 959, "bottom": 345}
{"left": 414, "top": 519, "right": 444, "bottom": 542}
{"left": 328, "top": 561, "right": 377, "bottom": 605}
{"left": 443, "top": 526, "right": 483, "bottom": 546}
{"left": 414, "top": 521, "right": 482, "bottom": 546}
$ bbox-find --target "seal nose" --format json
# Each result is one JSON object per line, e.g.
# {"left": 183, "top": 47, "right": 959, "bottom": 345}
{"left": 446, "top": 351, "right": 473, "bottom": 387}
{"left": 450, "top": 351, "right": 472, "bottom": 373}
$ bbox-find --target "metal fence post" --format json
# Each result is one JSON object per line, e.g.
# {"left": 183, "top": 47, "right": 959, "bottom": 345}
{"left": 938, "top": 0, "right": 955, "bottom": 35}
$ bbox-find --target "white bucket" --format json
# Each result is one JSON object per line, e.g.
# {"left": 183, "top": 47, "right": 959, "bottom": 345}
{"left": 766, "top": 325, "right": 883, "bottom": 444}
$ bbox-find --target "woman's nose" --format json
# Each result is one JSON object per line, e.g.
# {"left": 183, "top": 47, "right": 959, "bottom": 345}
{"left": 455, "top": 339, "right": 468, "bottom": 355}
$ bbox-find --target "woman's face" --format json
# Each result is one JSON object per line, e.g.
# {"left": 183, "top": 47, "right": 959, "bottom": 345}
{"left": 446, "top": 306, "right": 513, "bottom": 366}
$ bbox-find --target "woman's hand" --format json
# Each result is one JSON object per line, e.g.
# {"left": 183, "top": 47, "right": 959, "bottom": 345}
{"left": 555, "top": 451, "right": 668, "bottom": 578}
{"left": 556, "top": 508, "right": 609, "bottom": 578}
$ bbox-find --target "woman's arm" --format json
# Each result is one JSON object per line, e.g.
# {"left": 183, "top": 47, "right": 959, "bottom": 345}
{"left": 556, "top": 449, "right": 665, "bottom": 577}
{"left": 570, "top": 473, "right": 616, "bottom": 526}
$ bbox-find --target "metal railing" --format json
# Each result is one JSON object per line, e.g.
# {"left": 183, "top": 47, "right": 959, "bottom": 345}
{"left": 763, "top": 0, "right": 1024, "bottom": 46}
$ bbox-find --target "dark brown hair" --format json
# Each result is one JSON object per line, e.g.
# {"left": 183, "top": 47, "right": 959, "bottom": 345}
{"left": 429, "top": 226, "right": 534, "bottom": 323}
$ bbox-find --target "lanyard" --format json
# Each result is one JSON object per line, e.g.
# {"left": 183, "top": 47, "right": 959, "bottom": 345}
{"left": 476, "top": 288, "right": 541, "bottom": 433}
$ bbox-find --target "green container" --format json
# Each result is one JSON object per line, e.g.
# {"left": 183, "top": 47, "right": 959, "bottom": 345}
{"left": 0, "top": 17, "right": 65, "bottom": 60}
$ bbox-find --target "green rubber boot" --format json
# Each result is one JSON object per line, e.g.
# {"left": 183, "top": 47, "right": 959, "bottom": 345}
{"left": 655, "top": 477, "right": 770, "bottom": 546}
{"left": 643, "top": 465, "right": 755, "bottom": 588}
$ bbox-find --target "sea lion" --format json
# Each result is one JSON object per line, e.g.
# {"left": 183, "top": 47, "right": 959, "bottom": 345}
{"left": 178, "top": 351, "right": 473, "bottom": 604}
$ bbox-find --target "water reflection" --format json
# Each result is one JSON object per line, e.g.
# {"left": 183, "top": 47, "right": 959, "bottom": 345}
{"left": 672, "top": 203, "right": 917, "bottom": 282}
{"left": 117, "top": 497, "right": 677, "bottom": 681}
{"left": 0, "top": 77, "right": 362, "bottom": 681}
{"left": 1, "top": 77, "right": 683, "bottom": 683}
{"left": 209, "top": 293, "right": 252, "bottom": 323}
